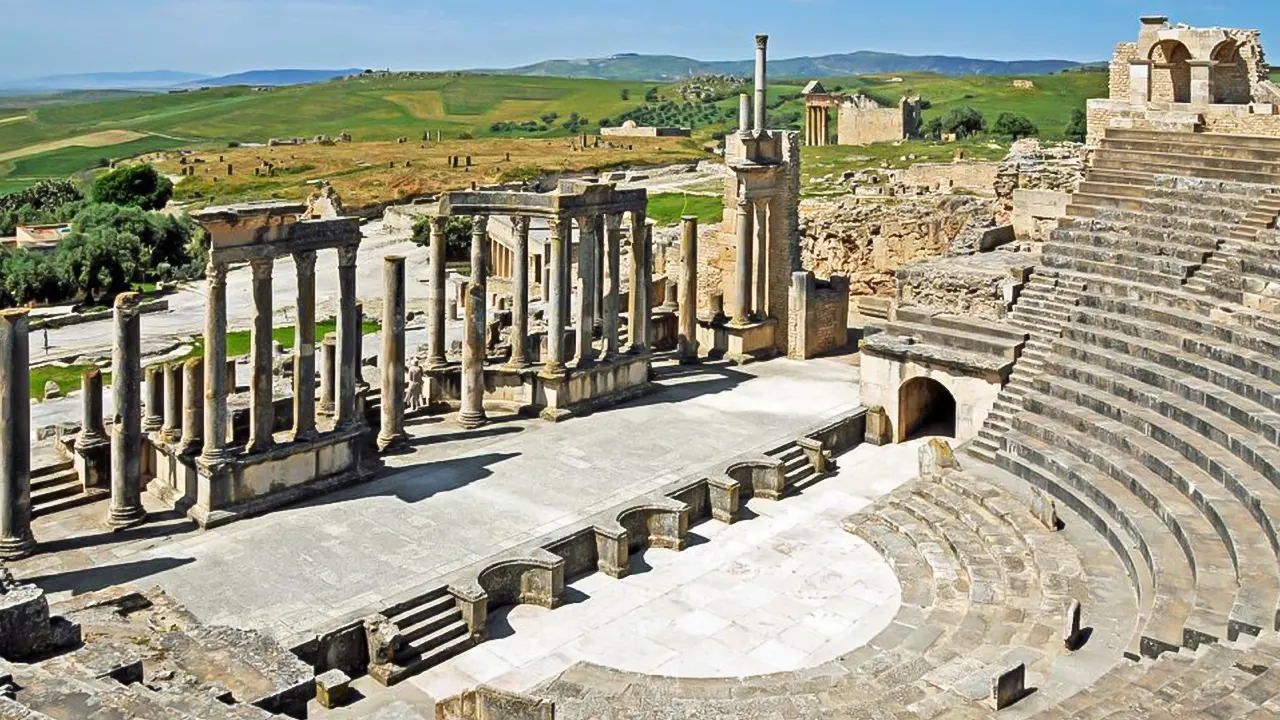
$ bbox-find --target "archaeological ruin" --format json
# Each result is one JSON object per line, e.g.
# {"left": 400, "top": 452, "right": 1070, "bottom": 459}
{"left": 802, "top": 81, "right": 924, "bottom": 146}
{"left": 6, "top": 17, "right": 1280, "bottom": 719}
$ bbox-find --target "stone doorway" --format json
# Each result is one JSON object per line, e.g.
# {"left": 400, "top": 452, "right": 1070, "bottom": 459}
{"left": 898, "top": 377, "right": 956, "bottom": 442}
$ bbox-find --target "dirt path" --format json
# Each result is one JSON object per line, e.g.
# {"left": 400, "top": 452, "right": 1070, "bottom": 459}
{"left": 0, "top": 129, "right": 147, "bottom": 163}
{"left": 0, "top": 115, "right": 28, "bottom": 126}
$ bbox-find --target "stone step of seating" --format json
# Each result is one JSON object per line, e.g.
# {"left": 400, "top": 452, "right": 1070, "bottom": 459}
{"left": 895, "top": 307, "right": 1027, "bottom": 344}
{"left": 1022, "top": 379, "right": 1277, "bottom": 639}
{"left": 1053, "top": 227, "right": 1216, "bottom": 262}
{"left": 995, "top": 432, "right": 1171, "bottom": 660}
{"left": 1084, "top": 167, "right": 1156, "bottom": 187}
{"left": 1077, "top": 180, "right": 1153, "bottom": 199}
{"left": 386, "top": 622, "right": 472, "bottom": 685}
{"left": 1226, "top": 237, "right": 1280, "bottom": 263}
{"left": 1042, "top": 252, "right": 1187, "bottom": 290}
{"left": 30, "top": 467, "right": 107, "bottom": 519}
{"left": 1091, "top": 149, "right": 1280, "bottom": 184}
{"left": 1104, "top": 128, "right": 1280, "bottom": 155}
{"left": 1043, "top": 242, "right": 1200, "bottom": 280}
{"left": 876, "top": 320, "right": 1020, "bottom": 359}
{"left": 1066, "top": 212, "right": 1238, "bottom": 247}
{"left": 1103, "top": 136, "right": 1280, "bottom": 164}
{"left": 1067, "top": 192, "right": 1145, "bottom": 215}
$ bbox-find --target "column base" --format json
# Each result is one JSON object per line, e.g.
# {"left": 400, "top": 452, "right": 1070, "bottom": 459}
{"left": 317, "top": 403, "right": 335, "bottom": 417}
{"left": 376, "top": 432, "right": 410, "bottom": 452}
{"left": 143, "top": 420, "right": 163, "bottom": 434}
{"left": 426, "top": 357, "right": 449, "bottom": 370}
{"left": 505, "top": 358, "right": 530, "bottom": 370}
{"left": 0, "top": 534, "right": 36, "bottom": 560}
{"left": 540, "top": 363, "right": 566, "bottom": 379}
{"left": 106, "top": 505, "right": 147, "bottom": 530}
{"left": 160, "top": 429, "right": 182, "bottom": 445}
{"left": 290, "top": 428, "right": 320, "bottom": 443}
{"left": 457, "top": 411, "right": 488, "bottom": 429}
{"left": 244, "top": 439, "right": 275, "bottom": 455}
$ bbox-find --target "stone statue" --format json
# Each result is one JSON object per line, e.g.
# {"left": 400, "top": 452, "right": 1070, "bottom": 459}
{"left": 405, "top": 361, "right": 425, "bottom": 412}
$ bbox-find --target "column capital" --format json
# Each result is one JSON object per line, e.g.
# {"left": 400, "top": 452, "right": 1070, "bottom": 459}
{"left": 337, "top": 244, "right": 360, "bottom": 267}
{"left": 293, "top": 249, "right": 317, "bottom": 276}
{"left": 431, "top": 215, "right": 448, "bottom": 231}
{"left": 755, "top": 34, "right": 768, "bottom": 49}
{"left": 249, "top": 257, "right": 274, "bottom": 279}
{"left": 514, "top": 215, "right": 532, "bottom": 234}
{"left": 206, "top": 261, "right": 228, "bottom": 286}
{"left": 471, "top": 214, "right": 489, "bottom": 232}
{"left": 114, "top": 291, "right": 144, "bottom": 317}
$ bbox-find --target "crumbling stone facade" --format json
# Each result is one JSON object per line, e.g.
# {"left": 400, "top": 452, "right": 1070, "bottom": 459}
{"left": 802, "top": 82, "right": 923, "bottom": 146}
{"left": 994, "top": 139, "right": 1087, "bottom": 240}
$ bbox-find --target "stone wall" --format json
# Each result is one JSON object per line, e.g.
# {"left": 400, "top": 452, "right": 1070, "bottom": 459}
{"left": 1087, "top": 99, "right": 1280, "bottom": 144}
{"left": 993, "top": 139, "right": 1086, "bottom": 239}
{"left": 1108, "top": 43, "right": 1139, "bottom": 101}
{"left": 799, "top": 195, "right": 991, "bottom": 298}
{"left": 895, "top": 252, "right": 1033, "bottom": 320}
{"left": 788, "top": 271, "right": 850, "bottom": 359}
{"left": 897, "top": 162, "right": 1000, "bottom": 195}
{"left": 837, "top": 98, "right": 913, "bottom": 145}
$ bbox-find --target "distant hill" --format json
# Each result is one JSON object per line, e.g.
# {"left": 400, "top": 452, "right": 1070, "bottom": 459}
{"left": 0, "top": 70, "right": 210, "bottom": 91}
{"left": 494, "top": 52, "right": 1083, "bottom": 81}
{"left": 182, "top": 68, "right": 363, "bottom": 88}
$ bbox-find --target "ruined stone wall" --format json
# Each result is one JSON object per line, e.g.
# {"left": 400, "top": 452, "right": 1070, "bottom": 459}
{"left": 898, "top": 162, "right": 1000, "bottom": 194}
{"left": 894, "top": 253, "right": 1032, "bottom": 320}
{"left": 993, "top": 139, "right": 1086, "bottom": 239}
{"left": 1109, "top": 42, "right": 1139, "bottom": 100}
{"left": 1087, "top": 100, "right": 1280, "bottom": 144}
{"left": 799, "top": 195, "right": 991, "bottom": 299}
{"left": 788, "top": 272, "right": 850, "bottom": 359}
{"left": 837, "top": 104, "right": 908, "bottom": 145}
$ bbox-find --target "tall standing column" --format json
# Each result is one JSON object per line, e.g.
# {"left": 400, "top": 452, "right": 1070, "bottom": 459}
{"left": 143, "top": 365, "right": 164, "bottom": 434}
{"left": 319, "top": 333, "right": 337, "bottom": 416}
{"left": 162, "top": 363, "right": 184, "bottom": 444}
{"left": 427, "top": 217, "right": 448, "bottom": 369}
{"left": 733, "top": 198, "right": 754, "bottom": 326}
{"left": 247, "top": 259, "right": 275, "bottom": 452}
{"left": 202, "top": 262, "right": 229, "bottom": 461}
{"left": 754, "top": 34, "right": 768, "bottom": 133}
{"left": 181, "top": 358, "right": 203, "bottom": 455}
{"left": 459, "top": 216, "right": 489, "bottom": 428}
{"left": 753, "top": 198, "right": 770, "bottom": 319}
{"left": 109, "top": 293, "right": 146, "bottom": 529}
{"left": 336, "top": 245, "right": 361, "bottom": 429}
{"left": 627, "top": 212, "right": 651, "bottom": 353}
{"left": 574, "top": 216, "right": 597, "bottom": 365}
{"left": 379, "top": 255, "right": 409, "bottom": 449}
{"left": 739, "top": 93, "right": 751, "bottom": 134}
{"left": 543, "top": 217, "right": 568, "bottom": 375}
{"left": 0, "top": 309, "right": 34, "bottom": 558}
{"left": 508, "top": 216, "right": 530, "bottom": 368}
{"left": 77, "top": 368, "right": 110, "bottom": 488}
{"left": 291, "top": 251, "right": 318, "bottom": 441}
{"left": 603, "top": 215, "right": 622, "bottom": 359}
{"left": 678, "top": 216, "right": 699, "bottom": 363}
{"left": 593, "top": 215, "right": 605, "bottom": 332}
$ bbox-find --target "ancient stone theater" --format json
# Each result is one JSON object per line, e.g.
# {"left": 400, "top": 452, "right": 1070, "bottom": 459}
{"left": 4, "top": 18, "right": 1280, "bottom": 719}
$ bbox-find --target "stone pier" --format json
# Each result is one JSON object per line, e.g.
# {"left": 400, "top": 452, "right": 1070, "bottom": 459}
{"left": 109, "top": 293, "right": 146, "bottom": 529}
{"left": 378, "top": 255, "right": 409, "bottom": 450}
{"left": 0, "top": 309, "right": 34, "bottom": 559}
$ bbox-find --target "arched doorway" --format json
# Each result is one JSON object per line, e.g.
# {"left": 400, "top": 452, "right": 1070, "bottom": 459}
{"left": 1211, "top": 41, "right": 1251, "bottom": 104}
{"left": 898, "top": 377, "right": 956, "bottom": 441}
{"left": 1150, "top": 40, "right": 1192, "bottom": 103}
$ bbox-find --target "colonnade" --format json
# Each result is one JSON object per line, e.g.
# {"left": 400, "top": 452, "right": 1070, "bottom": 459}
{"left": 731, "top": 196, "right": 773, "bottom": 326}
{"left": 805, "top": 105, "right": 831, "bottom": 146}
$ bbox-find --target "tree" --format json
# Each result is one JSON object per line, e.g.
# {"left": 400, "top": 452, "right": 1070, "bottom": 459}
{"left": 0, "top": 249, "right": 65, "bottom": 306}
{"left": 940, "top": 107, "right": 986, "bottom": 139}
{"left": 411, "top": 215, "right": 473, "bottom": 261}
{"left": 619, "top": 88, "right": 631, "bottom": 101}
{"left": 992, "top": 112, "right": 1039, "bottom": 140}
{"left": 644, "top": 87, "right": 660, "bottom": 103}
{"left": 56, "top": 227, "right": 147, "bottom": 303}
{"left": 1064, "top": 107, "right": 1088, "bottom": 143}
{"left": 91, "top": 164, "right": 173, "bottom": 210}
{"left": 921, "top": 117, "right": 943, "bottom": 141}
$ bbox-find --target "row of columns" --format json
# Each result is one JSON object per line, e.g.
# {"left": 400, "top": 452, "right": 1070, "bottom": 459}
{"left": 805, "top": 105, "right": 830, "bottom": 147}
{"left": 732, "top": 196, "right": 772, "bottom": 326}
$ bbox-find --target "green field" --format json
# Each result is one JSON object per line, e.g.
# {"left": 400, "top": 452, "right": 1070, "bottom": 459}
{"left": 0, "top": 70, "right": 1106, "bottom": 198}
{"left": 647, "top": 193, "right": 725, "bottom": 226}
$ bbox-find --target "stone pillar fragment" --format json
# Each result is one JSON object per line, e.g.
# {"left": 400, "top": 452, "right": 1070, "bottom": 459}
{"left": 378, "top": 255, "right": 409, "bottom": 450}
{"left": 143, "top": 365, "right": 164, "bottom": 434}
{"left": 0, "top": 310, "right": 34, "bottom": 558}
{"left": 77, "top": 367, "right": 110, "bottom": 490}
{"left": 625, "top": 217, "right": 652, "bottom": 353}
{"left": 427, "top": 217, "right": 448, "bottom": 369}
{"left": 678, "top": 215, "right": 699, "bottom": 363}
{"left": 336, "top": 246, "right": 361, "bottom": 429}
{"left": 162, "top": 363, "right": 183, "bottom": 444}
{"left": 1188, "top": 60, "right": 1214, "bottom": 107}
{"left": 752, "top": 198, "right": 769, "bottom": 318}
{"left": 202, "top": 262, "right": 230, "bottom": 461}
{"left": 753, "top": 34, "right": 768, "bottom": 132}
{"left": 181, "top": 358, "right": 203, "bottom": 455}
{"left": 109, "top": 293, "right": 146, "bottom": 529}
{"left": 603, "top": 215, "right": 622, "bottom": 359}
{"left": 459, "top": 216, "right": 489, "bottom": 428}
{"left": 319, "top": 333, "right": 337, "bottom": 416}
{"left": 292, "top": 251, "right": 318, "bottom": 441}
{"left": 574, "top": 215, "right": 597, "bottom": 365}
{"left": 732, "top": 199, "right": 754, "bottom": 326}
{"left": 543, "top": 217, "right": 569, "bottom": 375}
{"left": 508, "top": 216, "right": 530, "bottom": 368}
{"left": 739, "top": 93, "right": 751, "bottom": 134}
{"left": 247, "top": 259, "right": 275, "bottom": 452}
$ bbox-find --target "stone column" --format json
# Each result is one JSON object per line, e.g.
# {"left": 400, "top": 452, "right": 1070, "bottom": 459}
{"left": 1189, "top": 60, "right": 1214, "bottom": 107}
{"left": 593, "top": 215, "right": 605, "bottom": 333}
{"left": 603, "top": 215, "right": 622, "bottom": 360}
{"left": 336, "top": 245, "right": 361, "bottom": 429}
{"left": 109, "top": 293, "right": 146, "bottom": 529}
{"left": 247, "top": 258, "right": 275, "bottom": 452}
{"left": 427, "top": 216, "right": 448, "bottom": 369}
{"left": 754, "top": 34, "right": 768, "bottom": 132}
{"left": 627, "top": 213, "right": 651, "bottom": 353}
{"left": 378, "top": 255, "right": 408, "bottom": 450}
{"left": 732, "top": 198, "right": 754, "bottom": 326}
{"left": 739, "top": 93, "right": 751, "bottom": 134}
{"left": 290, "top": 251, "right": 318, "bottom": 441}
{"left": 574, "top": 215, "right": 597, "bottom": 365}
{"left": 78, "top": 367, "right": 107, "bottom": 449}
{"left": 460, "top": 216, "right": 489, "bottom": 428}
{"left": 143, "top": 365, "right": 164, "bottom": 434}
{"left": 508, "top": 216, "right": 530, "bottom": 368}
{"left": 162, "top": 363, "right": 183, "bottom": 444}
{"left": 202, "top": 262, "right": 230, "bottom": 461}
{"left": 319, "top": 333, "right": 337, "bottom": 416}
{"left": 0, "top": 309, "right": 34, "bottom": 558}
{"left": 543, "top": 216, "right": 568, "bottom": 375}
{"left": 752, "top": 198, "right": 770, "bottom": 318}
{"left": 678, "top": 216, "right": 699, "bottom": 362}
{"left": 181, "top": 358, "right": 203, "bottom": 455}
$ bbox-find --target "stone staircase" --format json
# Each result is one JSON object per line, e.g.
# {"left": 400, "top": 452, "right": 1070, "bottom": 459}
{"left": 31, "top": 460, "right": 106, "bottom": 518}
{"left": 368, "top": 585, "right": 475, "bottom": 686}
{"left": 765, "top": 441, "right": 823, "bottom": 494}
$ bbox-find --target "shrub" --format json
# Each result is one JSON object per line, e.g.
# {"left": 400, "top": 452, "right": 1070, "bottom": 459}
{"left": 619, "top": 88, "right": 630, "bottom": 101}
{"left": 1064, "top": 107, "right": 1088, "bottom": 143}
{"left": 411, "top": 214, "right": 473, "bottom": 261}
{"left": 91, "top": 164, "right": 173, "bottom": 210}
{"left": 940, "top": 107, "right": 986, "bottom": 139}
{"left": 992, "top": 112, "right": 1039, "bottom": 140}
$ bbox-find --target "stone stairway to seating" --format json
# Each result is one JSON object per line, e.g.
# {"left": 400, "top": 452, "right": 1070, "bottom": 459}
{"left": 368, "top": 585, "right": 474, "bottom": 686}
{"left": 31, "top": 460, "right": 106, "bottom": 518}
{"left": 765, "top": 440, "right": 823, "bottom": 494}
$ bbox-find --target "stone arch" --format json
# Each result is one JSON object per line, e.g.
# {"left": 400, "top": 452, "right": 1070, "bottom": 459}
{"left": 1211, "top": 40, "right": 1251, "bottom": 104}
{"left": 897, "top": 376, "right": 956, "bottom": 442}
{"left": 1150, "top": 40, "right": 1193, "bottom": 103}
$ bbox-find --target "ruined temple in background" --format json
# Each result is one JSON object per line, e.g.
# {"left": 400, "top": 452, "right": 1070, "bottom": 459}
{"left": 802, "top": 82, "right": 923, "bottom": 146}
{"left": 1088, "top": 15, "right": 1280, "bottom": 143}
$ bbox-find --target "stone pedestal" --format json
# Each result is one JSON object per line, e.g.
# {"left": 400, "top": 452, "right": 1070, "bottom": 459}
{"left": 0, "top": 310, "right": 34, "bottom": 559}
{"left": 0, "top": 583, "right": 80, "bottom": 661}
{"left": 109, "top": 293, "right": 146, "bottom": 529}
{"left": 378, "top": 255, "right": 409, "bottom": 450}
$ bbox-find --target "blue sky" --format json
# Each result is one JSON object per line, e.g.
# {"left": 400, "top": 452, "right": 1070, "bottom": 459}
{"left": 2, "top": 0, "right": 1278, "bottom": 78}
